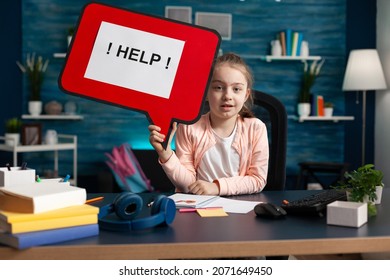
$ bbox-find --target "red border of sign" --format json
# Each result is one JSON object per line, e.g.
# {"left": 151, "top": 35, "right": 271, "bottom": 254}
{"left": 59, "top": 2, "right": 221, "bottom": 142}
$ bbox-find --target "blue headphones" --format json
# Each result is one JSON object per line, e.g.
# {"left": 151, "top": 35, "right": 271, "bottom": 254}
{"left": 98, "top": 192, "right": 176, "bottom": 231}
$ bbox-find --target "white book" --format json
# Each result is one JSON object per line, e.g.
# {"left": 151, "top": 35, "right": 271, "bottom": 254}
{"left": 0, "top": 181, "right": 86, "bottom": 214}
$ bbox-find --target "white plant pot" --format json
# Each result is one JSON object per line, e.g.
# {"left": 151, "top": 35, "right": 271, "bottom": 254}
{"left": 5, "top": 133, "right": 20, "bottom": 146}
{"left": 374, "top": 186, "right": 383, "bottom": 204}
{"left": 346, "top": 185, "right": 383, "bottom": 205}
{"left": 324, "top": 107, "right": 334, "bottom": 117}
{"left": 297, "top": 103, "right": 311, "bottom": 117}
{"left": 28, "top": 101, "right": 42, "bottom": 116}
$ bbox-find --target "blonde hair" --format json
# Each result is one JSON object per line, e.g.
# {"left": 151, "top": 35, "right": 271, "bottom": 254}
{"left": 214, "top": 53, "right": 255, "bottom": 118}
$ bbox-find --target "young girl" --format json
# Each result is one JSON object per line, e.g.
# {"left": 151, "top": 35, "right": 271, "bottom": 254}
{"left": 148, "top": 53, "right": 269, "bottom": 196}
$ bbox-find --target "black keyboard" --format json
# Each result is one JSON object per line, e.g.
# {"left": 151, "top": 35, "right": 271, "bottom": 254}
{"left": 281, "top": 189, "right": 347, "bottom": 215}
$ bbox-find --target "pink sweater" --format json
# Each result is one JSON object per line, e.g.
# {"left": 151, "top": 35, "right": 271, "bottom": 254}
{"left": 161, "top": 113, "right": 269, "bottom": 195}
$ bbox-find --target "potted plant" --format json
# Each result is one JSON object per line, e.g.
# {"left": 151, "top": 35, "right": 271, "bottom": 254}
{"left": 298, "top": 59, "right": 325, "bottom": 117}
{"left": 324, "top": 102, "right": 334, "bottom": 117}
{"left": 16, "top": 52, "right": 49, "bottom": 116}
{"left": 333, "top": 164, "right": 384, "bottom": 216}
{"left": 4, "top": 118, "right": 22, "bottom": 146}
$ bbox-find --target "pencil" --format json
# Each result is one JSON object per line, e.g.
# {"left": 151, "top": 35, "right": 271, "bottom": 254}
{"left": 86, "top": 196, "right": 104, "bottom": 204}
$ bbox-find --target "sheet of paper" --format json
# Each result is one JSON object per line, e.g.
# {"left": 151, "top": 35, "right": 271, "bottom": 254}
{"left": 169, "top": 193, "right": 261, "bottom": 214}
{"left": 168, "top": 193, "right": 218, "bottom": 208}
{"left": 206, "top": 197, "right": 261, "bottom": 214}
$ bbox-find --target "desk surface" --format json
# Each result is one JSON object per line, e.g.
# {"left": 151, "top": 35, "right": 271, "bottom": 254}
{"left": 1, "top": 189, "right": 390, "bottom": 260}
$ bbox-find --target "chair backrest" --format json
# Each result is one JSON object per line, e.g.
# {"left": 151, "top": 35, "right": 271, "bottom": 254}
{"left": 252, "top": 90, "right": 287, "bottom": 191}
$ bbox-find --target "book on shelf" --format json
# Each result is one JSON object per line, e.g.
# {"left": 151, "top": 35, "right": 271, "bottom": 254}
{"left": 278, "top": 29, "right": 304, "bottom": 57}
{"left": 317, "top": 95, "right": 325, "bottom": 116}
{"left": 291, "top": 31, "right": 304, "bottom": 56}
{"left": 278, "top": 31, "right": 286, "bottom": 56}
{"left": 296, "top": 32, "right": 303, "bottom": 56}
{"left": 291, "top": 31, "right": 299, "bottom": 56}
{"left": 0, "top": 204, "right": 99, "bottom": 234}
{"left": 285, "top": 29, "right": 292, "bottom": 56}
{"left": 309, "top": 94, "right": 325, "bottom": 116}
{"left": 0, "top": 181, "right": 86, "bottom": 214}
{"left": 310, "top": 94, "right": 317, "bottom": 116}
{"left": 0, "top": 223, "right": 99, "bottom": 250}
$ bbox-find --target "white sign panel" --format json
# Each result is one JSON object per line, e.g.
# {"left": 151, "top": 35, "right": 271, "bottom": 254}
{"left": 84, "top": 21, "right": 185, "bottom": 99}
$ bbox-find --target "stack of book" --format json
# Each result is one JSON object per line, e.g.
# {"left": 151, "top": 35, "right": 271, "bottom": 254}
{"left": 276, "top": 29, "right": 304, "bottom": 57}
{"left": 0, "top": 172, "right": 99, "bottom": 249}
{"left": 310, "top": 94, "right": 325, "bottom": 116}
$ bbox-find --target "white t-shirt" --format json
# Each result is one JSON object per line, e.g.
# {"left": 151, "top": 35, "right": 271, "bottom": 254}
{"left": 197, "top": 125, "right": 240, "bottom": 182}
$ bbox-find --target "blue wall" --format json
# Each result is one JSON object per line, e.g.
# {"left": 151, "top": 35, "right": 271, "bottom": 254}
{"left": 3, "top": 0, "right": 375, "bottom": 189}
{"left": 0, "top": 0, "right": 22, "bottom": 125}
{"left": 0, "top": 0, "right": 22, "bottom": 165}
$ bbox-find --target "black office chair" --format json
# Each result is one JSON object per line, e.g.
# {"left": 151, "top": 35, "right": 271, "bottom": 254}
{"left": 296, "top": 161, "right": 349, "bottom": 190}
{"left": 252, "top": 90, "right": 288, "bottom": 191}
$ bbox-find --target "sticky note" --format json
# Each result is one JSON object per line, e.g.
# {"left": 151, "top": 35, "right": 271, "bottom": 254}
{"left": 196, "top": 208, "right": 228, "bottom": 217}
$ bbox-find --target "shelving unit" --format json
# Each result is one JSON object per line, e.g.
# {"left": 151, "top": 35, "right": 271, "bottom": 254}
{"left": 0, "top": 134, "right": 78, "bottom": 185}
{"left": 295, "top": 116, "right": 355, "bottom": 123}
{"left": 22, "top": 114, "right": 83, "bottom": 120}
{"left": 241, "top": 55, "right": 322, "bottom": 62}
{"left": 263, "top": 55, "right": 322, "bottom": 62}
{"left": 53, "top": 53, "right": 66, "bottom": 58}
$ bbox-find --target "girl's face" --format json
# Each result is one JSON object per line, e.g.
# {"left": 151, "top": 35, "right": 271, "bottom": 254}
{"left": 207, "top": 64, "right": 250, "bottom": 121}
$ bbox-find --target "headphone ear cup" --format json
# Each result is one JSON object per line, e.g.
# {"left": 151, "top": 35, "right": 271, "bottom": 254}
{"left": 112, "top": 192, "right": 131, "bottom": 207}
{"left": 113, "top": 192, "right": 143, "bottom": 220}
{"left": 131, "top": 195, "right": 176, "bottom": 230}
{"left": 152, "top": 195, "right": 176, "bottom": 226}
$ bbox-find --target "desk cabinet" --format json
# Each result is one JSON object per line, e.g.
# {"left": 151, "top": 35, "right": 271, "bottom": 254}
{"left": 0, "top": 134, "right": 77, "bottom": 185}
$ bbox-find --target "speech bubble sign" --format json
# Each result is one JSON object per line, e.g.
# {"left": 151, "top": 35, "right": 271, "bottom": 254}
{"left": 59, "top": 3, "right": 221, "bottom": 147}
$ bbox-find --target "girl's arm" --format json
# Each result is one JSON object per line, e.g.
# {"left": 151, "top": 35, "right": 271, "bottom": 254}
{"left": 159, "top": 124, "right": 198, "bottom": 193}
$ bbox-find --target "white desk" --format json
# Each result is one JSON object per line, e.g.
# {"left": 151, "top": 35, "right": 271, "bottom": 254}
{"left": 0, "top": 134, "right": 77, "bottom": 185}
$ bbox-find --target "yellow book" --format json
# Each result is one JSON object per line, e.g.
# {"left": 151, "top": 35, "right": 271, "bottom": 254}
{"left": 0, "top": 204, "right": 99, "bottom": 234}
{"left": 0, "top": 213, "right": 98, "bottom": 234}
{"left": 0, "top": 204, "right": 99, "bottom": 222}
{"left": 291, "top": 31, "right": 300, "bottom": 56}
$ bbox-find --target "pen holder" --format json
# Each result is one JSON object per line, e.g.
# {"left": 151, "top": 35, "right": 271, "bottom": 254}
{"left": 0, "top": 167, "right": 36, "bottom": 187}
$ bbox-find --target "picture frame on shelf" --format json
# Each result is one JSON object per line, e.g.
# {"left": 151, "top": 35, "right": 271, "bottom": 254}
{"left": 22, "top": 123, "right": 42, "bottom": 145}
{"left": 195, "top": 12, "right": 232, "bottom": 40}
{"left": 165, "top": 6, "right": 192, "bottom": 23}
